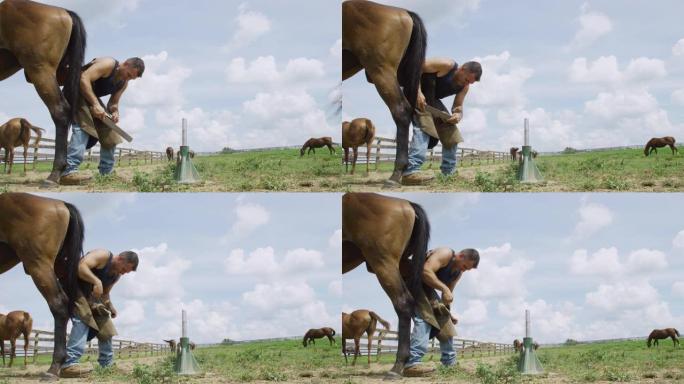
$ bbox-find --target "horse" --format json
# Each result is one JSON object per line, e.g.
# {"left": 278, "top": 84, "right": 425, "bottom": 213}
{"left": 300, "top": 137, "right": 335, "bottom": 157}
{"left": 513, "top": 339, "right": 522, "bottom": 352}
{"left": 163, "top": 339, "right": 176, "bottom": 352}
{"left": 0, "top": 193, "right": 84, "bottom": 379}
{"left": 533, "top": 342, "right": 539, "bottom": 350}
{"left": 0, "top": 118, "right": 44, "bottom": 174}
{"left": 343, "top": 0, "right": 427, "bottom": 187}
{"left": 189, "top": 150, "right": 195, "bottom": 159}
{"left": 509, "top": 147, "right": 519, "bottom": 161}
{"left": 0, "top": 0, "right": 86, "bottom": 186}
{"left": 342, "top": 309, "right": 390, "bottom": 366}
{"left": 644, "top": 136, "right": 677, "bottom": 156}
{"left": 647, "top": 328, "right": 680, "bottom": 348}
{"left": 165, "top": 147, "right": 174, "bottom": 162}
{"left": 0, "top": 310, "right": 33, "bottom": 367}
{"left": 343, "top": 192, "right": 430, "bottom": 378}
{"left": 342, "top": 118, "right": 375, "bottom": 175}
{"left": 302, "top": 327, "right": 336, "bottom": 347}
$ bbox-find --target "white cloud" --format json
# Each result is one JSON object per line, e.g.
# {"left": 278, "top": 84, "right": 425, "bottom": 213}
{"left": 455, "top": 300, "right": 488, "bottom": 326}
{"left": 673, "top": 230, "right": 684, "bottom": 248}
{"left": 469, "top": 51, "right": 533, "bottom": 109}
{"left": 569, "top": 3, "right": 612, "bottom": 49}
{"left": 463, "top": 243, "right": 533, "bottom": 299}
{"left": 242, "top": 281, "right": 316, "bottom": 311}
{"left": 586, "top": 281, "right": 659, "bottom": 311}
{"left": 126, "top": 51, "right": 192, "bottom": 108}
{"left": 225, "top": 56, "right": 325, "bottom": 86}
{"left": 623, "top": 58, "right": 667, "bottom": 83}
{"left": 672, "top": 89, "right": 684, "bottom": 106}
{"left": 231, "top": 202, "right": 270, "bottom": 237}
{"left": 624, "top": 249, "right": 667, "bottom": 274}
{"left": 282, "top": 248, "right": 325, "bottom": 271}
{"left": 115, "top": 300, "right": 145, "bottom": 327}
{"left": 228, "top": 3, "right": 271, "bottom": 49}
{"left": 673, "top": 38, "right": 684, "bottom": 56}
{"left": 42, "top": 0, "right": 140, "bottom": 25}
{"left": 328, "top": 281, "right": 342, "bottom": 297}
{"left": 224, "top": 247, "right": 279, "bottom": 275}
{"left": 573, "top": 201, "right": 613, "bottom": 238}
{"left": 330, "top": 39, "right": 342, "bottom": 59}
{"left": 672, "top": 282, "right": 684, "bottom": 298}
{"left": 328, "top": 229, "right": 342, "bottom": 249}
{"left": 570, "top": 248, "right": 623, "bottom": 276}
{"left": 119, "top": 243, "right": 192, "bottom": 300}
{"left": 569, "top": 56, "right": 666, "bottom": 86}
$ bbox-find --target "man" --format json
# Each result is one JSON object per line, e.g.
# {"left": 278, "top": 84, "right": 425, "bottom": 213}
{"left": 403, "top": 247, "right": 479, "bottom": 377}
{"left": 60, "top": 57, "right": 145, "bottom": 185}
{"left": 402, "top": 59, "right": 482, "bottom": 186}
{"left": 60, "top": 249, "right": 138, "bottom": 378}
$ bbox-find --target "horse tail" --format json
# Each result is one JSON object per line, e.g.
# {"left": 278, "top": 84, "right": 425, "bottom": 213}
{"left": 21, "top": 119, "right": 45, "bottom": 147}
{"left": 363, "top": 119, "right": 375, "bottom": 144}
{"left": 23, "top": 311, "right": 33, "bottom": 336}
{"left": 369, "top": 311, "right": 391, "bottom": 331}
{"left": 404, "top": 202, "right": 430, "bottom": 307}
{"left": 397, "top": 11, "right": 427, "bottom": 110}
{"left": 60, "top": 10, "right": 87, "bottom": 125}
{"left": 57, "top": 202, "right": 85, "bottom": 315}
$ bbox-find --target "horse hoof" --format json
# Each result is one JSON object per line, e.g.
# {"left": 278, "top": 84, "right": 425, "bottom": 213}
{"left": 39, "top": 179, "right": 59, "bottom": 189}
{"left": 383, "top": 371, "right": 403, "bottom": 380}
{"left": 39, "top": 372, "right": 59, "bottom": 382}
{"left": 382, "top": 179, "right": 401, "bottom": 189}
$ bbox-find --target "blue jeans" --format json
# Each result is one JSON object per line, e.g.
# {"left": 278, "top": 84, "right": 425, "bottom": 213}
{"left": 63, "top": 316, "right": 114, "bottom": 368}
{"left": 403, "top": 122, "right": 459, "bottom": 176}
{"left": 405, "top": 313, "right": 456, "bottom": 368}
{"left": 63, "top": 125, "right": 116, "bottom": 176}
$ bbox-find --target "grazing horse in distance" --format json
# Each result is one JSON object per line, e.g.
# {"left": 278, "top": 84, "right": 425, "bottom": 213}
{"left": 342, "top": 309, "right": 390, "bottom": 366}
{"left": 509, "top": 147, "right": 519, "bottom": 161}
{"left": 342, "top": 118, "right": 376, "bottom": 175}
{"left": 533, "top": 342, "right": 540, "bottom": 350}
{"left": 0, "top": 0, "right": 86, "bottom": 186}
{"left": 302, "top": 327, "right": 336, "bottom": 347}
{"left": 343, "top": 0, "right": 427, "bottom": 187}
{"left": 644, "top": 136, "right": 677, "bottom": 156}
{"left": 343, "top": 193, "right": 430, "bottom": 378}
{"left": 0, "top": 310, "right": 33, "bottom": 367}
{"left": 513, "top": 339, "right": 522, "bottom": 352}
{"left": 164, "top": 339, "right": 176, "bottom": 352}
{"left": 165, "top": 147, "right": 174, "bottom": 161}
{"left": 647, "top": 328, "right": 680, "bottom": 348}
{"left": 0, "top": 193, "right": 84, "bottom": 379}
{"left": 300, "top": 137, "right": 336, "bottom": 157}
{"left": 0, "top": 118, "right": 44, "bottom": 174}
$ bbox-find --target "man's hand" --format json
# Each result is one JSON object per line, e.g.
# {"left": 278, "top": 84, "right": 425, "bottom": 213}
{"left": 442, "top": 289, "right": 454, "bottom": 306}
{"left": 417, "top": 90, "right": 426, "bottom": 112}
{"left": 110, "top": 307, "right": 117, "bottom": 318}
{"left": 451, "top": 314, "right": 458, "bottom": 325}
{"left": 446, "top": 111, "right": 462, "bottom": 125}
{"left": 90, "top": 104, "right": 107, "bottom": 121}
{"left": 92, "top": 280, "right": 104, "bottom": 299}
{"left": 111, "top": 110, "right": 120, "bottom": 123}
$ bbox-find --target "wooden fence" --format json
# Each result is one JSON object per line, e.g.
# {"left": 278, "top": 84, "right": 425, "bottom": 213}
{"left": 352, "top": 136, "right": 513, "bottom": 169}
{"left": 0, "top": 135, "right": 166, "bottom": 170}
{"left": 0, "top": 329, "right": 171, "bottom": 361}
{"left": 344, "top": 330, "right": 514, "bottom": 360}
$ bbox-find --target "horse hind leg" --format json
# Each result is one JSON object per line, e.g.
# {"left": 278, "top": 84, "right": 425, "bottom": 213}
{"left": 352, "top": 337, "right": 360, "bottom": 366}
{"left": 351, "top": 147, "right": 358, "bottom": 175}
{"left": 8, "top": 338, "right": 15, "bottom": 368}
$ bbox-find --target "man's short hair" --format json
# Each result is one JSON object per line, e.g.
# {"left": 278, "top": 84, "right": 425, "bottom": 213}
{"left": 462, "top": 61, "right": 482, "bottom": 81}
{"left": 460, "top": 248, "right": 480, "bottom": 268}
{"left": 126, "top": 57, "right": 145, "bottom": 77}
{"left": 119, "top": 250, "right": 139, "bottom": 271}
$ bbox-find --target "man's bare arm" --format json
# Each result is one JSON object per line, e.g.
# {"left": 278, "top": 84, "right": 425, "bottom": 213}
{"left": 422, "top": 247, "right": 455, "bottom": 303}
{"left": 107, "top": 82, "right": 128, "bottom": 123}
{"left": 423, "top": 58, "right": 456, "bottom": 76}
{"left": 80, "top": 58, "right": 116, "bottom": 120}
{"left": 78, "top": 249, "right": 109, "bottom": 298}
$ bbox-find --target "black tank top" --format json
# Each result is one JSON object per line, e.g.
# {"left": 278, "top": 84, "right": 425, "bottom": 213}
{"left": 82, "top": 59, "right": 125, "bottom": 97}
{"left": 433, "top": 249, "right": 461, "bottom": 285}
{"left": 80, "top": 252, "right": 120, "bottom": 298}
{"left": 422, "top": 62, "right": 465, "bottom": 101}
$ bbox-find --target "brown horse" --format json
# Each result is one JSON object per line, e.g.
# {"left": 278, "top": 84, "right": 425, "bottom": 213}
{"left": 0, "top": 193, "right": 84, "bottom": 379}
{"left": 0, "top": 0, "right": 86, "bottom": 186}
{"left": 644, "top": 136, "right": 677, "bottom": 156}
{"left": 165, "top": 147, "right": 174, "bottom": 161}
{"left": 342, "top": 309, "right": 390, "bottom": 366}
{"left": 0, "top": 118, "right": 44, "bottom": 174}
{"left": 300, "top": 137, "right": 335, "bottom": 156}
{"left": 343, "top": 0, "right": 427, "bottom": 187}
{"left": 647, "top": 328, "right": 680, "bottom": 348}
{"left": 343, "top": 193, "right": 430, "bottom": 378}
{"left": 164, "top": 339, "right": 176, "bottom": 352}
{"left": 513, "top": 339, "right": 522, "bottom": 352}
{"left": 533, "top": 342, "right": 540, "bottom": 350}
{"left": 342, "top": 118, "right": 376, "bottom": 175}
{"left": 302, "top": 327, "right": 336, "bottom": 347}
{"left": 0, "top": 310, "right": 33, "bottom": 367}
{"left": 510, "top": 147, "right": 519, "bottom": 161}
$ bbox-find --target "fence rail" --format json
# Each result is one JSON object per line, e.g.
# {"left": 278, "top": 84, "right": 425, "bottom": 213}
{"left": 0, "top": 329, "right": 171, "bottom": 361}
{"left": 344, "top": 330, "right": 514, "bottom": 360}
{"left": 351, "top": 136, "right": 513, "bottom": 169}
{"left": 0, "top": 135, "right": 167, "bottom": 169}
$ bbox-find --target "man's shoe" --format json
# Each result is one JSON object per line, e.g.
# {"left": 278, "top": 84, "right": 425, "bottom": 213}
{"left": 59, "top": 173, "right": 92, "bottom": 186}
{"left": 401, "top": 172, "right": 435, "bottom": 186}
{"left": 60, "top": 364, "right": 93, "bottom": 378}
{"left": 403, "top": 364, "right": 436, "bottom": 377}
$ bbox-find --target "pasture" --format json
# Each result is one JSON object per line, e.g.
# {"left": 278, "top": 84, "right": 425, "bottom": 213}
{"left": 344, "top": 147, "right": 684, "bottom": 192}
{"left": 0, "top": 148, "right": 343, "bottom": 192}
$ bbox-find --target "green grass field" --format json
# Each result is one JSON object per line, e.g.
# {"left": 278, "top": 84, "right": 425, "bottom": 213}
{"left": 345, "top": 147, "right": 684, "bottom": 192}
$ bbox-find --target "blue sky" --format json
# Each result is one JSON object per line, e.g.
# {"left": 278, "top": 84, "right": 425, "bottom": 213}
{"left": 0, "top": 193, "right": 342, "bottom": 343}
{"left": 343, "top": 0, "right": 684, "bottom": 152}
{"left": 344, "top": 193, "right": 684, "bottom": 344}
{"left": 0, "top": 0, "right": 340, "bottom": 151}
